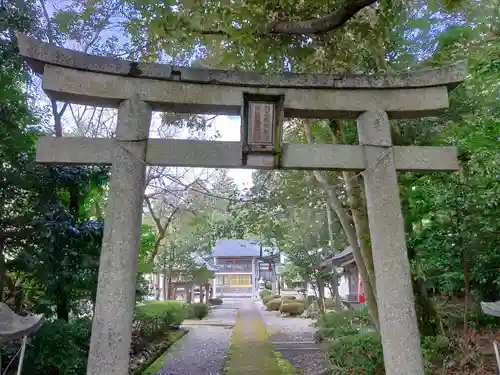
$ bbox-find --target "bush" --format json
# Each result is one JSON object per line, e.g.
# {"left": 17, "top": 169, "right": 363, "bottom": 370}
{"left": 208, "top": 298, "right": 223, "bottom": 306}
{"left": 280, "top": 301, "right": 305, "bottom": 316}
{"left": 260, "top": 289, "right": 272, "bottom": 299}
{"left": 262, "top": 294, "right": 280, "bottom": 304}
{"left": 421, "top": 335, "right": 452, "bottom": 368}
{"left": 24, "top": 318, "right": 92, "bottom": 375}
{"left": 22, "top": 302, "right": 188, "bottom": 375}
{"left": 315, "top": 310, "right": 373, "bottom": 342}
{"left": 135, "top": 300, "right": 186, "bottom": 328}
{"left": 266, "top": 298, "right": 282, "bottom": 311}
{"left": 328, "top": 333, "right": 384, "bottom": 375}
{"left": 186, "top": 303, "right": 209, "bottom": 320}
{"left": 281, "top": 295, "right": 296, "bottom": 301}
{"left": 133, "top": 301, "right": 186, "bottom": 353}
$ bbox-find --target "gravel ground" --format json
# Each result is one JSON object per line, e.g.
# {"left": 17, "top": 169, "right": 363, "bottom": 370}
{"left": 155, "top": 301, "right": 241, "bottom": 375}
{"left": 257, "top": 302, "right": 329, "bottom": 375}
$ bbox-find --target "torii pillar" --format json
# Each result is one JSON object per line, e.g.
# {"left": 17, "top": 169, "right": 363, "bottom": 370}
{"left": 358, "top": 110, "right": 424, "bottom": 373}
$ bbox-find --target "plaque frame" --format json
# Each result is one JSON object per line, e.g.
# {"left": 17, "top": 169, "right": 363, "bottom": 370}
{"left": 241, "top": 93, "right": 284, "bottom": 167}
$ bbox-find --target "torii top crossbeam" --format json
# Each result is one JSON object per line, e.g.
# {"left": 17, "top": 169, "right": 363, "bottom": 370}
{"left": 17, "top": 34, "right": 467, "bottom": 172}
{"left": 18, "top": 34, "right": 467, "bottom": 119}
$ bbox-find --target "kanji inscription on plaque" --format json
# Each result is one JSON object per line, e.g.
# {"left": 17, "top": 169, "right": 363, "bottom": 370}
{"left": 248, "top": 102, "right": 275, "bottom": 145}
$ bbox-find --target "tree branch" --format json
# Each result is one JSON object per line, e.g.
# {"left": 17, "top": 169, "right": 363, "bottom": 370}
{"left": 189, "top": 0, "right": 377, "bottom": 37}
{"left": 268, "top": 0, "right": 378, "bottom": 35}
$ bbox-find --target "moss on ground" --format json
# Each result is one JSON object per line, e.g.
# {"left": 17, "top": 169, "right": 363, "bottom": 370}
{"left": 140, "top": 330, "right": 186, "bottom": 375}
{"left": 223, "top": 312, "right": 296, "bottom": 375}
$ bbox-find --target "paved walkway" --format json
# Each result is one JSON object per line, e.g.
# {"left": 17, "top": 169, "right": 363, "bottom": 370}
{"left": 257, "top": 301, "right": 329, "bottom": 375}
{"left": 155, "top": 303, "right": 239, "bottom": 375}
{"left": 155, "top": 299, "right": 328, "bottom": 375}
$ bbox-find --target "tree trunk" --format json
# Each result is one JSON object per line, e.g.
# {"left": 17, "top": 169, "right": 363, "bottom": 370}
{"left": 205, "top": 284, "right": 211, "bottom": 300}
{"left": 328, "top": 120, "right": 377, "bottom": 294}
{"left": 413, "top": 279, "right": 440, "bottom": 336}
{"left": 0, "top": 238, "right": 5, "bottom": 303}
{"left": 200, "top": 285, "right": 204, "bottom": 303}
{"left": 57, "top": 296, "right": 70, "bottom": 321}
{"left": 304, "top": 122, "right": 380, "bottom": 330}
{"left": 463, "top": 249, "right": 470, "bottom": 334}
{"left": 330, "top": 273, "right": 343, "bottom": 309}
{"left": 325, "top": 205, "right": 335, "bottom": 249}
{"left": 167, "top": 276, "right": 173, "bottom": 300}
{"left": 162, "top": 268, "right": 169, "bottom": 300}
{"left": 316, "top": 277, "right": 326, "bottom": 314}
{"left": 342, "top": 171, "right": 376, "bottom": 293}
{"left": 184, "top": 286, "right": 192, "bottom": 303}
{"left": 155, "top": 272, "right": 161, "bottom": 300}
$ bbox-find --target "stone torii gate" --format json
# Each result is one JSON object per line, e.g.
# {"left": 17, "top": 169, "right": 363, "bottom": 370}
{"left": 18, "top": 35, "right": 466, "bottom": 375}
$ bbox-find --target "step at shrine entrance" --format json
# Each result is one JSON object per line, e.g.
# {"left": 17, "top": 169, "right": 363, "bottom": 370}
{"left": 18, "top": 34, "right": 467, "bottom": 375}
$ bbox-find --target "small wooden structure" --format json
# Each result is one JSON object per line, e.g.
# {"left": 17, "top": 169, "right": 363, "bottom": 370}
{"left": 322, "top": 247, "right": 363, "bottom": 303}
{"left": 0, "top": 303, "right": 44, "bottom": 375}
{"left": 153, "top": 253, "right": 216, "bottom": 302}
{"left": 481, "top": 301, "right": 500, "bottom": 371}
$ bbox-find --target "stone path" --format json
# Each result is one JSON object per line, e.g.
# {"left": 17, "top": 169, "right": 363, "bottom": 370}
{"left": 155, "top": 303, "right": 238, "bottom": 375}
{"left": 155, "top": 299, "right": 329, "bottom": 375}
{"left": 257, "top": 301, "right": 329, "bottom": 375}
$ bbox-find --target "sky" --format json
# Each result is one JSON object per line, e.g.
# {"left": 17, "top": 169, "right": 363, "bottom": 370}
{"left": 211, "top": 116, "right": 255, "bottom": 190}
{"left": 44, "top": 0, "right": 255, "bottom": 191}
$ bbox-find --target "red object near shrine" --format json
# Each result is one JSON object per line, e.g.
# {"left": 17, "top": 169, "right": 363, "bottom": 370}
{"left": 268, "top": 263, "right": 273, "bottom": 272}
{"left": 358, "top": 273, "right": 366, "bottom": 303}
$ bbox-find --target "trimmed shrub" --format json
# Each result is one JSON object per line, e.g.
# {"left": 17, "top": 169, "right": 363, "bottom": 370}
{"left": 260, "top": 289, "right": 272, "bottom": 299}
{"left": 280, "top": 301, "right": 305, "bottom": 316}
{"left": 328, "top": 333, "right": 384, "bottom": 375}
{"left": 208, "top": 298, "right": 223, "bottom": 306}
{"left": 186, "top": 303, "right": 209, "bottom": 320}
{"left": 281, "top": 295, "right": 296, "bottom": 301}
{"left": 266, "top": 298, "right": 282, "bottom": 311}
{"left": 262, "top": 294, "right": 280, "bottom": 304}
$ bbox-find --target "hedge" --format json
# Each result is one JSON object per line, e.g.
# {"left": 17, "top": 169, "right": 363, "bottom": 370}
{"left": 262, "top": 294, "right": 280, "bottom": 304}
{"left": 266, "top": 298, "right": 282, "bottom": 311}
{"left": 280, "top": 301, "right": 305, "bottom": 316}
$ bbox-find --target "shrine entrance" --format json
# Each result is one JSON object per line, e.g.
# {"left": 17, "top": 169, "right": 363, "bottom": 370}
{"left": 18, "top": 34, "right": 466, "bottom": 375}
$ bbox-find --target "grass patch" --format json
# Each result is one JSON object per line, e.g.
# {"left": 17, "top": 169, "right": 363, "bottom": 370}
{"left": 273, "top": 351, "right": 297, "bottom": 375}
{"left": 223, "top": 312, "right": 296, "bottom": 375}
{"left": 135, "top": 330, "right": 186, "bottom": 375}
